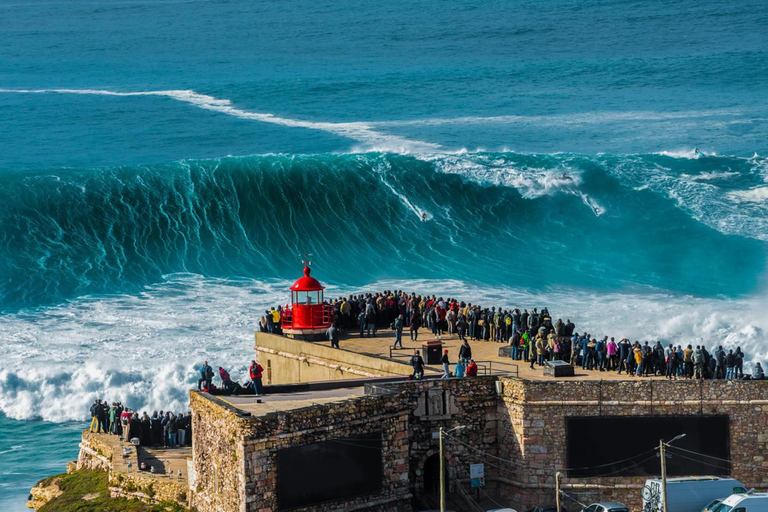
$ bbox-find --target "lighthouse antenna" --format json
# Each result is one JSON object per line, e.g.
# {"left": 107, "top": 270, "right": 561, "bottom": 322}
{"left": 301, "top": 253, "right": 313, "bottom": 267}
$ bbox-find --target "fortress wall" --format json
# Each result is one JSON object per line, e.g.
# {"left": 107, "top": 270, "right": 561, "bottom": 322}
{"left": 496, "top": 378, "right": 768, "bottom": 511}
{"left": 254, "top": 332, "right": 413, "bottom": 384}
{"left": 189, "top": 391, "right": 254, "bottom": 512}
{"left": 241, "top": 392, "right": 413, "bottom": 512}
{"left": 191, "top": 371, "right": 768, "bottom": 511}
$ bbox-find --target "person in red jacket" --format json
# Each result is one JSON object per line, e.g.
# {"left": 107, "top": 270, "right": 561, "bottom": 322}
{"left": 465, "top": 359, "right": 478, "bottom": 377}
{"left": 218, "top": 367, "right": 233, "bottom": 392}
{"left": 249, "top": 359, "right": 264, "bottom": 396}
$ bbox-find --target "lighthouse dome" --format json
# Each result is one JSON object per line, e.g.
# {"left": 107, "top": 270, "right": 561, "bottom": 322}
{"left": 290, "top": 266, "right": 324, "bottom": 291}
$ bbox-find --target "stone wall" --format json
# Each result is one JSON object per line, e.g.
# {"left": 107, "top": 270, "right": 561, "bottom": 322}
{"left": 189, "top": 376, "right": 505, "bottom": 512}
{"left": 189, "top": 391, "right": 254, "bottom": 512}
{"left": 495, "top": 378, "right": 768, "bottom": 511}
{"left": 76, "top": 431, "right": 114, "bottom": 472}
{"left": 254, "top": 332, "right": 413, "bottom": 385}
{"left": 243, "top": 392, "right": 412, "bottom": 512}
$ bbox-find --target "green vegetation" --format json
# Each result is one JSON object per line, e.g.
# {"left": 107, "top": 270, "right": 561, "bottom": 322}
{"left": 38, "top": 470, "right": 189, "bottom": 512}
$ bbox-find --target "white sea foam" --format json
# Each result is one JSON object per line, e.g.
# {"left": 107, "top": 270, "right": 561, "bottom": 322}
{"left": 655, "top": 149, "right": 716, "bottom": 159}
{"left": 727, "top": 186, "right": 768, "bottom": 204}
{"left": 1, "top": 274, "right": 766, "bottom": 423}
{"left": 0, "top": 88, "right": 440, "bottom": 153}
{"left": 370, "top": 109, "right": 744, "bottom": 128}
{"left": 424, "top": 153, "right": 582, "bottom": 199}
{"left": 681, "top": 171, "right": 739, "bottom": 181}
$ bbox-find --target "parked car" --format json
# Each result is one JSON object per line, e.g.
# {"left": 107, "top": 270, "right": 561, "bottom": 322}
{"left": 525, "top": 507, "right": 568, "bottom": 512}
{"left": 710, "top": 492, "right": 768, "bottom": 511}
{"left": 580, "top": 503, "right": 629, "bottom": 512}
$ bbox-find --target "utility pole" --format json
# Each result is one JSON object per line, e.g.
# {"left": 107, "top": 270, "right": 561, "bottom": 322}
{"left": 439, "top": 425, "right": 465, "bottom": 512}
{"left": 660, "top": 439, "right": 668, "bottom": 512}
{"left": 439, "top": 426, "right": 446, "bottom": 512}
{"left": 556, "top": 471, "right": 562, "bottom": 512}
{"left": 659, "top": 434, "right": 687, "bottom": 511}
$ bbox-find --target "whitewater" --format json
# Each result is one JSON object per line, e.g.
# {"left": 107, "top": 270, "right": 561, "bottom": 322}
{"left": 1, "top": 274, "right": 767, "bottom": 424}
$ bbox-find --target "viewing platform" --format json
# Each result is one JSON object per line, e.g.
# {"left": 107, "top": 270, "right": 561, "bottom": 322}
{"left": 256, "top": 327, "right": 689, "bottom": 385}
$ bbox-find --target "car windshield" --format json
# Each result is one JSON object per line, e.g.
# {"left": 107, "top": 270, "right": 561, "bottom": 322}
{"left": 711, "top": 504, "right": 733, "bottom": 512}
{"left": 703, "top": 499, "right": 722, "bottom": 511}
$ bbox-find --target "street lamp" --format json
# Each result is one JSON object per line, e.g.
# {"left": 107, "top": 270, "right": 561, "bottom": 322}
{"left": 660, "top": 433, "right": 686, "bottom": 512}
{"left": 440, "top": 425, "right": 465, "bottom": 512}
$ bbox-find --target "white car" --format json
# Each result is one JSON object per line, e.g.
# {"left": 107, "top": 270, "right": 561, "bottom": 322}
{"left": 710, "top": 492, "right": 768, "bottom": 511}
{"left": 580, "top": 503, "right": 630, "bottom": 512}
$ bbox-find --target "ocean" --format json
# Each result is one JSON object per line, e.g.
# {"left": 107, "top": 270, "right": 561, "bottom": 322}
{"left": 1, "top": 0, "right": 767, "bottom": 509}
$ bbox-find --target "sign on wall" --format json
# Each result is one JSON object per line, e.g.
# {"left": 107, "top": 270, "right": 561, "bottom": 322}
{"left": 470, "top": 463, "right": 485, "bottom": 488}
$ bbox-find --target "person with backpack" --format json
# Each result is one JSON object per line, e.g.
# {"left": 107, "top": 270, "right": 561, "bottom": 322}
{"left": 392, "top": 314, "right": 404, "bottom": 349}
{"left": 735, "top": 347, "right": 745, "bottom": 379}
{"left": 410, "top": 350, "right": 425, "bottom": 380}
{"left": 198, "top": 361, "right": 213, "bottom": 390}
{"left": 89, "top": 399, "right": 102, "bottom": 433}
{"left": 715, "top": 346, "right": 726, "bottom": 379}
{"left": 218, "top": 367, "right": 233, "bottom": 391}
{"left": 249, "top": 359, "right": 264, "bottom": 395}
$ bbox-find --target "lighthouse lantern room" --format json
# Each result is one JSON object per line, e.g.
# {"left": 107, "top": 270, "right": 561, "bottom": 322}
{"left": 281, "top": 262, "right": 333, "bottom": 340}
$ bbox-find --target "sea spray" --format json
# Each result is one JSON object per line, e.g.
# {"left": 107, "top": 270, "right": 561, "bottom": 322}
{"left": 0, "top": 275, "right": 766, "bottom": 423}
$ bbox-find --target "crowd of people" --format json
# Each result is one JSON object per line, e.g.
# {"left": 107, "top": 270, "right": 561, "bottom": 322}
{"left": 319, "top": 290, "right": 763, "bottom": 381}
{"left": 87, "top": 399, "right": 192, "bottom": 448}
{"left": 196, "top": 359, "right": 264, "bottom": 395}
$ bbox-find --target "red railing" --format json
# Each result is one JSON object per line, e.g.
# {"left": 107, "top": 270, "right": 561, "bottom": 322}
{"left": 281, "top": 303, "right": 333, "bottom": 329}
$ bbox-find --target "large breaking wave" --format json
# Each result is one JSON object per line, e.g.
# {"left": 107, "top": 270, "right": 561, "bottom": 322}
{"left": 1, "top": 151, "right": 766, "bottom": 308}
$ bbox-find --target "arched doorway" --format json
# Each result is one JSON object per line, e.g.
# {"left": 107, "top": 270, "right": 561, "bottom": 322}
{"left": 423, "top": 454, "right": 448, "bottom": 497}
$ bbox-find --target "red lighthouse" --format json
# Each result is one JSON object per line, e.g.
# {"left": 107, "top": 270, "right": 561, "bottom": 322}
{"left": 281, "top": 263, "right": 333, "bottom": 339}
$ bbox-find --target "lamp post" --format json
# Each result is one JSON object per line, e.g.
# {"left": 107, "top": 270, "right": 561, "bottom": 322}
{"left": 660, "top": 433, "right": 686, "bottom": 512}
{"left": 440, "top": 425, "right": 465, "bottom": 512}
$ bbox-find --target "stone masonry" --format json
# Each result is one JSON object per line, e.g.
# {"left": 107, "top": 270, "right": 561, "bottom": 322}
{"left": 190, "top": 375, "right": 768, "bottom": 512}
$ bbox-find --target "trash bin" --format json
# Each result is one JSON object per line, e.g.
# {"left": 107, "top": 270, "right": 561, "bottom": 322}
{"left": 421, "top": 339, "right": 443, "bottom": 365}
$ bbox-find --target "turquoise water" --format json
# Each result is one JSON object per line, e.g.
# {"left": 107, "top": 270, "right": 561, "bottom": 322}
{"left": 1, "top": 0, "right": 768, "bottom": 509}
{"left": 0, "top": 415, "right": 82, "bottom": 511}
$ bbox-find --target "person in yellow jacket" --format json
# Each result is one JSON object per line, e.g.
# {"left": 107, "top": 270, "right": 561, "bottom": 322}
{"left": 634, "top": 345, "right": 643, "bottom": 377}
{"left": 270, "top": 308, "right": 280, "bottom": 329}
{"left": 535, "top": 334, "right": 546, "bottom": 366}
{"left": 340, "top": 299, "right": 351, "bottom": 329}
{"left": 547, "top": 332, "right": 556, "bottom": 360}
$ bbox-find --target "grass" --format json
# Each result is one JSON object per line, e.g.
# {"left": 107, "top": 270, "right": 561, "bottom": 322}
{"left": 38, "top": 469, "right": 189, "bottom": 512}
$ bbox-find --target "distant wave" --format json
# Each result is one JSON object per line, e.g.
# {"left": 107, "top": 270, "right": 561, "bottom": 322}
{"left": 0, "top": 87, "right": 440, "bottom": 153}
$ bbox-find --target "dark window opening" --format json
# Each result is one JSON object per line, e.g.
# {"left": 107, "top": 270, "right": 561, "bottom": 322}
{"left": 566, "top": 415, "right": 730, "bottom": 478}
{"left": 277, "top": 432, "right": 383, "bottom": 510}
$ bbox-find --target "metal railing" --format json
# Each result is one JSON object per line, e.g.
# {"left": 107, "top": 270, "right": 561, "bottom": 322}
{"left": 386, "top": 349, "right": 520, "bottom": 378}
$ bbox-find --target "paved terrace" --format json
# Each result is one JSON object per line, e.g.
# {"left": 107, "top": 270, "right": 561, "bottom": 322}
{"left": 306, "top": 328, "right": 676, "bottom": 381}
{"left": 84, "top": 430, "right": 192, "bottom": 477}
{"left": 214, "top": 387, "right": 366, "bottom": 416}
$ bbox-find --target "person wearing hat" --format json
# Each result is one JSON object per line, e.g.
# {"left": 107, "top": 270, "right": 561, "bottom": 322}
{"left": 441, "top": 349, "right": 451, "bottom": 379}
{"left": 249, "top": 359, "right": 264, "bottom": 396}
